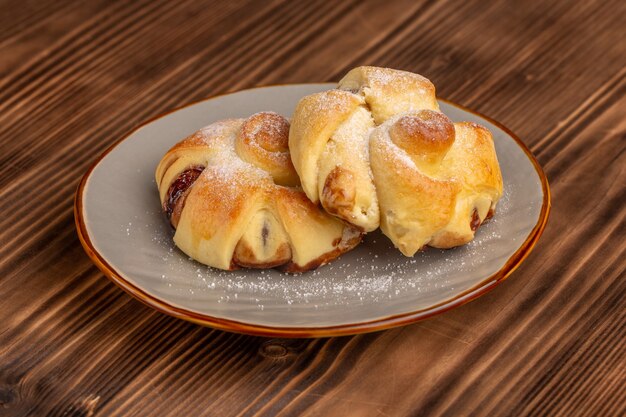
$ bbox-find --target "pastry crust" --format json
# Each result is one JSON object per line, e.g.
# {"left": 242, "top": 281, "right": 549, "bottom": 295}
{"left": 370, "top": 114, "right": 503, "bottom": 255}
{"left": 289, "top": 67, "right": 503, "bottom": 255}
{"left": 156, "top": 112, "right": 362, "bottom": 272}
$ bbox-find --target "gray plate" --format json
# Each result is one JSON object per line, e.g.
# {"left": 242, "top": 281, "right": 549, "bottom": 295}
{"left": 75, "top": 84, "right": 550, "bottom": 337}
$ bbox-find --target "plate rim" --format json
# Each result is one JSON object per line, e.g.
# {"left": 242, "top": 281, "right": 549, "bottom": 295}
{"left": 74, "top": 84, "right": 551, "bottom": 338}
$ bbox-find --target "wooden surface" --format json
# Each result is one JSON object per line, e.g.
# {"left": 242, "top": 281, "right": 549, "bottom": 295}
{"left": 1, "top": 0, "right": 625, "bottom": 415}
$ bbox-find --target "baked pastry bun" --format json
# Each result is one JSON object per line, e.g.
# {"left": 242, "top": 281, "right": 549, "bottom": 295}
{"left": 156, "top": 112, "right": 362, "bottom": 272}
{"left": 289, "top": 66, "right": 503, "bottom": 256}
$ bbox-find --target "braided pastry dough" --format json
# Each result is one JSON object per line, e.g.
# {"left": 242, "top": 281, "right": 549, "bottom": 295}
{"left": 156, "top": 112, "right": 362, "bottom": 272}
{"left": 289, "top": 67, "right": 503, "bottom": 256}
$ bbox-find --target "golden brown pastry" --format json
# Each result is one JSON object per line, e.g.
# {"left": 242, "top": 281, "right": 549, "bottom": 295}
{"left": 156, "top": 112, "right": 362, "bottom": 272}
{"left": 289, "top": 66, "right": 503, "bottom": 256}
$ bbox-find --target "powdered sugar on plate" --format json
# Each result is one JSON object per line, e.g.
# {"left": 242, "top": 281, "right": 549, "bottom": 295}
{"left": 123, "top": 186, "right": 512, "bottom": 314}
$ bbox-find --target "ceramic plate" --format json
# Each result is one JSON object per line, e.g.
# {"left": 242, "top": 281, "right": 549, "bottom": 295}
{"left": 75, "top": 84, "right": 550, "bottom": 337}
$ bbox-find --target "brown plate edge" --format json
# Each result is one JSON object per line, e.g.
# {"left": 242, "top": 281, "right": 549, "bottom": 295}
{"left": 73, "top": 85, "right": 551, "bottom": 338}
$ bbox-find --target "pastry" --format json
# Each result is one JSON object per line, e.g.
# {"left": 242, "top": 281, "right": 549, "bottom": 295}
{"left": 289, "top": 66, "right": 503, "bottom": 256}
{"left": 155, "top": 112, "right": 362, "bottom": 272}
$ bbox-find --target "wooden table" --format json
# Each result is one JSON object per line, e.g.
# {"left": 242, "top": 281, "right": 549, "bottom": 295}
{"left": 1, "top": 1, "right": 624, "bottom": 416}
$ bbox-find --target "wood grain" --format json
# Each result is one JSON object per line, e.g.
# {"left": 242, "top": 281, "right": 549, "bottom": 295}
{"left": 1, "top": 0, "right": 625, "bottom": 416}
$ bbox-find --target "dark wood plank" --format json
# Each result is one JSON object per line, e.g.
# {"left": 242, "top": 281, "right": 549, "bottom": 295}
{"left": 1, "top": 1, "right": 625, "bottom": 416}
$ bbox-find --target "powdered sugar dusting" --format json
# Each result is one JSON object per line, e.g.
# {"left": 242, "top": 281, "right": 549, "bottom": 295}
{"left": 331, "top": 105, "right": 374, "bottom": 165}
{"left": 121, "top": 186, "right": 513, "bottom": 318}
{"left": 371, "top": 119, "right": 418, "bottom": 174}
{"left": 201, "top": 119, "right": 272, "bottom": 191}
{"left": 363, "top": 67, "right": 430, "bottom": 88}
{"left": 247, "top": 111, "right": 286, "bottom": 137}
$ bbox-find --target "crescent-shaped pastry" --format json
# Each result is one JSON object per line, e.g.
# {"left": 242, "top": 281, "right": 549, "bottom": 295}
{"left": 289, "top": 67, "right": 503, "bottom": 255}
{"left": 156, "top": 112, "right": 362, "bottom": 272}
